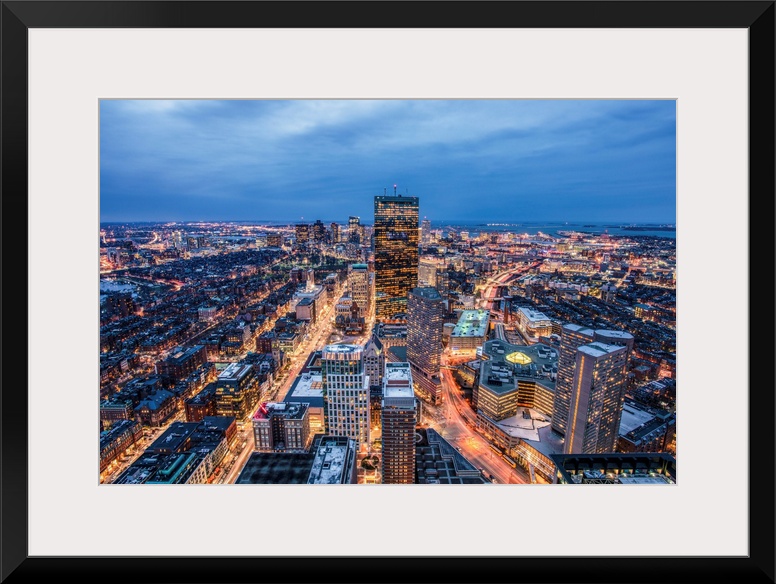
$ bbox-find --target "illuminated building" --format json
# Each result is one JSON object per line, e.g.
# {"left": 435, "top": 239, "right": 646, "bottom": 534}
{"left": 551, "top": 324, "right": 634, "bottom": 437}
{"left": 449, "top": 309, "right": 490, "bottom": 356}
{"left": 515, "top": 307, "right": 553, "bottom": 341}
{"left": 252, "top": 402, "right": 311, "bottom": 452}
{"left": 348, "top": 216, "right": 361, "bottom": 244}
{"left": 100, "top": 420, "right": 144, "bottom": 473}
{"left": 184, "top": 382, "right": 217, "bottom": 422}
{"left": 380, "top": 362, "right": 416, "bottom": 484}
{"left": 418, "top": 257, "right": 442, "bottom": 288}
{"left": 348, "top": 263, "right": 371, "bottom": 317}
{"left": 373, "top": 193, "right": 419, "bottom": 321}
{"left": 420, "top": 218, "right": 431, "bottom": 245}
{"left": 267, "top": 233, "right": 283, "bottom": 247}
{"left": 266, "top": 233, "right": 282, "bottom": 248}
{"left": 564, "top": 341, "right": 630, "bottom": 454}
{"left": 312, "top": 219, "right": 326, "bottom": 242}
{"left": 322, "top": 344, "right": 370, "bottom": 448}
{"left": 214, "top": 362, "right": 258, "bottom": 420}
{"left": 473, "top": 339, "right": 558, "bottom": 422}
{"left": 551, "top": 453, "right": 676, "bottom": 484}
{"left": 285, "top": 370, "right": 326, "bottom": 435}
{"left": 362, "top": 334, "right": 385, "bottom": 390}
{"left": 617, "top": 399, "right": 676, "bottom": 454}
{"left": 407, "top": 287, "right": 445, "bottom": 403}
{"left": 295, "top": 223, "right": 310, "bottom": 245}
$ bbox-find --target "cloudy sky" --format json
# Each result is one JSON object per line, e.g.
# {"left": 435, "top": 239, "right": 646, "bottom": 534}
{"left": 100, "top": 99, "right": 675, "bottom": 225}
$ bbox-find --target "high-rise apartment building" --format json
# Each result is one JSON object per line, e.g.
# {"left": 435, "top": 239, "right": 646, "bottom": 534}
{"left": 348, "top": 216, "right": 361, "bottom": 244}
{"left": 295, "top": 223, "right": 310, "bottom": 245}
{"left": 407, "top": 287, "right": 445, "bottom": 403}
{"left": 348, "top": 263, "right": 371, "bottom": 317}
{"left": 322, "top": 344, "right": 370, "bottom": 448}
{"left": 330, "top": 222, "right": 340, "bottom": 244}
{"left": 373, "top": 193, "right": 419, "bottom": 321}
{"left": 312, "top": 219, "right": 326, "bottom": 242}
{"left": 381, "top": 362, "right": 416, "bottom": 484}
{"left": 420, "top": 218, "right": 431, "bottom": 245}
{"left": 552, "top": 323, "right": 634, "bottom": 443}
{"left": 563, "top": 342, "right": 630, "bottom": 454}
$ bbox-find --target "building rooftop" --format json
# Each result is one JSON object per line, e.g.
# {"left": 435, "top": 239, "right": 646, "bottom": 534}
{"left": 384, "top": 362, "right": 412, "bottom": 383}
{"left": 307, "top": 436, "right": 356, "bottom": 485}
{"left": 578, "top": 342, "right": 626, "bottom": 358}
{"left": 322, "top": 343, "right": 363, "bottom": 360}
{"left": 253, "top": 401, "right": 308, "bottom": 421}
{"left": 236, "top": 451, "right": 316, "bottom": 484}
{"left": 480, "top": 339, "right": 558, "bottom": 393}
{"left": 517, "top": 307, "right": 552, "bottom": 322}
{"left": 451, "top": 310, "right": 490, "bottom": 338}
{"left": 218, "top": 362, "right": 252, "bottom": 381}
{"left": 415, "top": 428, "right": 488, "bottom": 484}
{"left": 487, "top": 407, "right": 553, "bottom": 442}
{"left": 285, "top": 372, "right": 324, "bottom": 408}
{"left": 411, "top": 287, "right": 442, "bottom": 300}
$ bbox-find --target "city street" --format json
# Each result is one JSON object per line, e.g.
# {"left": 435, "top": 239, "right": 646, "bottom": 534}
{"left": 430, "top": 363, "right": 530, "bottom": 485}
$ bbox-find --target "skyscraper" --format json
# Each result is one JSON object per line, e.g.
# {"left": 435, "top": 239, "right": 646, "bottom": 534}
{"left": 330, "top": 222, "right": 340, "bottom": 244}
{"left": 381, "top": 362, "right": 416, "bottom": 484}
{"left": 373, "top": 192, "right": 419, "bottom": 321}
{"left": 348, "top": 263, "right": 371, "bottom": 318}
{"left": 295, "top": 223, "right": 310, "bottom": 245}
{"left": 552, "top": 323, "right": 633, "bottom": 445}
{"left": 348, "top": 216, "right": 361, "bottom": 245}
{"left": 563, "top": 341, "right": 630, "bottom": 454}
{"left": 322, "top": 344, "right": 370, "bottom": 448}
{"left": 407, "top": 287, "right": 445, "bottom": 403}
{"left": 311, "top": 219, "right": 326, "bottom": 242}
{"left": 421, "top": 218, "right": 431, "bottom": 245}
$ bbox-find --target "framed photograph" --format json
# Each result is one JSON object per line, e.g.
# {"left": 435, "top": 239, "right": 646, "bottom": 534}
{"left": 2, "top": 1, "right": 773, "bottom": 583}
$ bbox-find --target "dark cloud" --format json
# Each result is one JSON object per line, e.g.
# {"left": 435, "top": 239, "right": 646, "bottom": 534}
{"left": 100, "top": 99, "right": 675, "bottom": 223}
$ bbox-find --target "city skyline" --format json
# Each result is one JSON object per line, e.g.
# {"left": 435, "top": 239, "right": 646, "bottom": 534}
{"left": 100, "top": 99, "right": 676, "bottom": 224}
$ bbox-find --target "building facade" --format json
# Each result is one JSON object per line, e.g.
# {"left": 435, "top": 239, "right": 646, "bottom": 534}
{"left": 373, "top": 194, "right": 419, "bottom": 321}
{"left": 551, "top": 324, "right": 634, "bottom": 439}
{"left": 322, "top": 344, "right": 370, "bottom": 448}
{"left": 381, "top": 362, "right": 417, "bottom": 484}
{"left": 348, "top": 263, "right": 371, "bottom": 317}
{"left": 252, "top": 402, "right": 311, "bottom": 452}
{"left": 564, "top": 341, "right": 631, "bottom": 455}
{"left": 407, "top": 287, "right": 445, "bottom": 403}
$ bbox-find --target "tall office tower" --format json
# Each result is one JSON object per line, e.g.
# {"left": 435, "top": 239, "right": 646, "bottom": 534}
{"left": 563, "top": 341, "right": 630, "bottom": 454}
{"left": 373, "top": 193, "right": 419, "bottom": 321}
{"left": 295, "top": 223, "right": 310, "bottom": 245}
{"left": 311, "top": 219, "right": 326, "bottom": 242}
{"left": 322, "top": 344, "right": 370, "bottom": 448}
{"left": 421, "top": 218, "right": 431, "bottom": 245}
{"left": 551, "top": 324, "right": 634, "bottom": 438}
{"left": 407, "top": 287, "right": 445, "bottom": 403}
{"left": 330, "top": 222, "right": 340, "bottom": 244}
{"left": 348, "top": 216, "right": 361, "bottom": 244}
{"left": 362, "top": 333, "right": 385, "bottom": 390}
{"left": 381, "top": 362, "right": 417, "bottom": 484}
{"left": 348, "top": 263, "right": 371, "bottom": 317}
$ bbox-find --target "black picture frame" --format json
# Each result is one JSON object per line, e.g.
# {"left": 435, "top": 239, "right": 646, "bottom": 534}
{"left": 1, "top": 1, "right": 773, "bottom": 583}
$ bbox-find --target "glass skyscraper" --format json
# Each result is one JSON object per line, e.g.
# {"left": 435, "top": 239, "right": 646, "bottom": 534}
{"left": 373, "top": 194, "right": 419, "bottom": 321}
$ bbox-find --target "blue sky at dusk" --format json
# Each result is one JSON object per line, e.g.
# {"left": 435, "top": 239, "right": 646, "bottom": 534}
{"left": 100, "top": 99, "right": 676, "bottom": 224}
